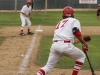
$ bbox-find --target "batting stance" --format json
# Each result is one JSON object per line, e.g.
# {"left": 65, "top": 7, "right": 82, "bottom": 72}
{"left": 97, "top": 4, "right": 100, "bottom": 20}
{"left": 20, "top": 0, "right": 33, "bottom": 36}
{"left": 36, "top": 6, "right": 88, "bottom": 75}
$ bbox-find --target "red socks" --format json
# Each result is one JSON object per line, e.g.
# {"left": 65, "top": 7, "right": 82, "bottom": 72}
{"left": 20, "top": 26, "right": 31, "bottom": 33}
{"left": 36, "top": 69, "right": 45, "bottom": 75}
{"left": 72, "top": 61, "right": 83, "bottom": 75}
{"left": 36, "top": 61, "right": 83, "bottom": 75}
{"left": 21, "top": 26, "right": 24, "bottom": 33}
{"left": 28, "top": 28, "right": 30, "bottom": 32}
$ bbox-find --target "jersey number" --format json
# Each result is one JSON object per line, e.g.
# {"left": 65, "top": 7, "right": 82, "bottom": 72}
{"left": 56, "top": 20, "right": 68, "bottom": 29}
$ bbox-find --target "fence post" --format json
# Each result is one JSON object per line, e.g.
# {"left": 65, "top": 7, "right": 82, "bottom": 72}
{"left": 32, "top": 0, "right": 34, "bottom": 10}
{"left": 45, "top": 0, "right": 47, "bottom": 11}
{"left": 15, "top": 0, "right": 17, "bottom": 11}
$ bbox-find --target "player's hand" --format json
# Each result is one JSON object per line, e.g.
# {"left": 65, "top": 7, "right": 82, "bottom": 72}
{"left": 25, "top": 14, "right": 28, "bottom": 17}
{"left": 82, "top": 43, "right": 88, "bottom": 53}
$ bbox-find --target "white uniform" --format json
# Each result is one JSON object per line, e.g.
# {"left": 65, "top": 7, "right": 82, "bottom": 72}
{"left": 37, "top": 17, "right": 86, "bottom": 75}
{"left": 20, "top": 5, "right": 31, "bottom": 27}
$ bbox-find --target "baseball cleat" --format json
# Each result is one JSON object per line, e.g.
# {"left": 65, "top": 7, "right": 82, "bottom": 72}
{"left": 20, "top": 33, "right": 25, "bottom": 36}
{"left": 27, "top": 32, "right": 34, "bottom": 35}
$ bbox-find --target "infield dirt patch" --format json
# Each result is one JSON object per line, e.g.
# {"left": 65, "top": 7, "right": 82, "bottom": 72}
{"left": 0, "top": 26, "right": 100, "bottom": 75}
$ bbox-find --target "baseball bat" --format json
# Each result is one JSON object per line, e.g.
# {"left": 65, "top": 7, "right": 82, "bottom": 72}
{"left": 85, "top": 52, "right": 95, "bottom": 75}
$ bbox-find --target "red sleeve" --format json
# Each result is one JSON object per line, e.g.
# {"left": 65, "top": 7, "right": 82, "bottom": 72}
{"left": 74, "top": 31, "right": 82, "bottom": 37}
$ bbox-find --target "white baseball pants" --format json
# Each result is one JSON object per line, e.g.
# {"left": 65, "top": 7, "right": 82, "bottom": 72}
{"left": 40, "top": 41, "right": 86, "bottom": 74}
{"left": 20, "top": 15, "right": 31, "bottom": 27}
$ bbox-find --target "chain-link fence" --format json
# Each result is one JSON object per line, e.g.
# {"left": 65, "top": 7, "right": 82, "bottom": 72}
{"left": 0, "top": 0, "right": 99, "bottom": 10}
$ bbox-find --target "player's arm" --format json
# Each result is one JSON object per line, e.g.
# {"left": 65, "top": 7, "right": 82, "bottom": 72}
{"left": 74, "top": 36, "right": 91, "bottom": 44}
{"left": 74, "top": 39, "right": 80, "bottom": 44}
{"left": 20, "top": 12, "right": 28, "bottom": 17}
{"left": 20, "top": 6, "right": 28, "bottom": 17}
{"left": 28, "top": 12, "right": 32, "bottom": 19}
{"left": 73, "top": 27, "right": 85, "bottom": 44}
{"left": 73, "top": 27, "right": 88, "bottom": 53}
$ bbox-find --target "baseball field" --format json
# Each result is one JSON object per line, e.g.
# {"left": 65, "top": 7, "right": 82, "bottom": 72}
{"left": 0, "top": 11, "right": 100, "bottom": 75}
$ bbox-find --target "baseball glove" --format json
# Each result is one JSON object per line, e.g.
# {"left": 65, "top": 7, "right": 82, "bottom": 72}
{"left": 83, "top": 36, "right": 91, "bottom": 42}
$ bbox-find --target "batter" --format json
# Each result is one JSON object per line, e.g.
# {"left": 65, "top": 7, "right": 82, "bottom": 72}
{"left": 36, "top": 6, "right": 88, "bottom": 75}
{"left": 20, "top": 0, "right": 33, "bottom": 36}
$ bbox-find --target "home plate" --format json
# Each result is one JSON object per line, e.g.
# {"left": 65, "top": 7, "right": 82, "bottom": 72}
{"left": 35, "top": 29, "right": 43, "bottom": 32}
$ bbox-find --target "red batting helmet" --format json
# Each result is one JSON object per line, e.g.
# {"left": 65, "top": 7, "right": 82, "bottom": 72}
{"left": 27, "top": 0, "right": 31, "bottom": 4}
{"left": 62, "top": 6, "right": 74, "bottom": 18}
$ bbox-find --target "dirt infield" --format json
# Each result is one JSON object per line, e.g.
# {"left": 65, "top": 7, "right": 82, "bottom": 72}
{"left": 0, "top": 26, "right": 100, "bottom": 75}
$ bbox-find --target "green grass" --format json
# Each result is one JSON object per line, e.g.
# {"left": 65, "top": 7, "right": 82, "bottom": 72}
{"left": 0, "top": 37, "right": 6, "bottom": 45}
{"left": 0, "top": 12, "right": 21, "bottom": 26}
{"left": 37, "top": 35, "right": 100, "bottom": 70}
{"left": 75, "top": 11, "right": 99, "bottom": 26}
{"left": 0, "top": 11, "right": 100, "bottom": 26}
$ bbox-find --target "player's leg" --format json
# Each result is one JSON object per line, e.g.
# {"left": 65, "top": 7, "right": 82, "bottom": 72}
{"left": 64, "top": 45, "right": 85, "bottom": 75}
{"left": 36, "top": 53, "right": 62, "bottom": 75}
{"left": 20, "top": 15, "right": 26, "bottom": 35}
{"left": 36, "top": 44, "right": 63, "bottom": 75}
{"left": 72, "top": 47, "right": 85, "bottom": 75}
{"left": 26, "top": 17, "right": 33, "bottom": 35}
{"left": 71, "top": 47, "right": 85, "bottom": 75}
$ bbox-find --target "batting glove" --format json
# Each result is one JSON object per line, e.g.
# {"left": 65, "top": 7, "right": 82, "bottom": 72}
{"left": 82, "top": 43, "right": 88, "bottom": 53}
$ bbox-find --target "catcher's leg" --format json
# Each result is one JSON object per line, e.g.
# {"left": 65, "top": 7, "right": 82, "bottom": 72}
{"left": 36, "top": 47, "right": 63, "bottom": 75}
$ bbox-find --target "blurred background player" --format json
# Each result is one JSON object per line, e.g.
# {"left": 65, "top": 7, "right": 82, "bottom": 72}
{"left": 20, "top": 0, "right": 33, "bottom": 36}
{"left": 97, "top": 4, "right": 100, "bottom": 20}
{"left": 36, "top": 6, "right": 88, "bottom": 75}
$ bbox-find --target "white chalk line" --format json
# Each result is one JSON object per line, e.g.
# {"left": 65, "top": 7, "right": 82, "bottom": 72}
{"left": 17, "top": 10, "right": 47, "bottom": 75}
{"left": 17, "top": 25, "right": 41, "bottom": 74}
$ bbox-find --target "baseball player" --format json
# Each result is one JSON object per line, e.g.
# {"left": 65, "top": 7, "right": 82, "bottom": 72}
{"left": 20, "top": 0, "right": 33, "bottom": 36}
{"left": 97, "top": 4, "right": 100, "bottom": 20}
{"left": 36, "top": 6, "right": 88, "bottom": 75}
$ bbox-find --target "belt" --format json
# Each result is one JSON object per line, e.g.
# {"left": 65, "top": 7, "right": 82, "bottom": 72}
{"left": 54, "top": 40, "right": 70, "bottom": 43}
